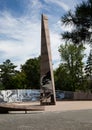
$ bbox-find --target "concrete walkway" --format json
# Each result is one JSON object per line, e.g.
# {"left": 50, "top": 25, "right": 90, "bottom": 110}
{"left": 13, "top": 101, "right": 92, "bottom": 112}
{"left": 45, "top": 101, "right": 92, "bottom": 112}
{"left": 0, "top": 101, "right": 92, "bottom": 130}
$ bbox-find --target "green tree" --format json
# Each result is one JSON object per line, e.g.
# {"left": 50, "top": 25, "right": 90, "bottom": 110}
{"left": 21, "top": 57, "right": 40, "bottom": 89}
{"left": 0, "top": 59, "right": 17, "bottom": 89}
{"left": 58, "top": 43, "right": 86, "bottom": 91}
{"left": 85, "top": 49, "right": 92, "bottom": 91}
{"left": 11, "top": 71, "right": 27, "bottom": 89}
{"left": 0, "top": 81, "right": 4, "bottom": 90}
{"left": 61, "top": 0, "right": 92, "bottom": 44}
{"left": 54, "top": 64, "right": 73, "bottom": 91}
{"left": 85, "top": 49, "right": 92, "bottom": 77}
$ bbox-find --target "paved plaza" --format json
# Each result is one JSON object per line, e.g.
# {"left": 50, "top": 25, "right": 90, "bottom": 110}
{"left": 0, "top": 101, "right": 92, "bottom": 130}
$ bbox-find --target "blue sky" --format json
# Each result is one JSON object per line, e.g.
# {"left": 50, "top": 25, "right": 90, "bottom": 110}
{"left": 0, "top": 0, "right": 89, "bottom": 69}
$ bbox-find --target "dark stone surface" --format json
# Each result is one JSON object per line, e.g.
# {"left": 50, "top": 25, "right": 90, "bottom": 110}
{"left": 0, "top": 103, "right": 44, "bottom": 113}
{"left": 0, "top": 109, "right": 92, "bottom": 130}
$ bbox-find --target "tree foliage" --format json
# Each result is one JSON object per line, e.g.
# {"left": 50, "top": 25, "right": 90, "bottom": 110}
{"left": 54, "top": 64, "right": 73, "bottom": 91}
{"left": 85, "top": 49, "right": 92, "bottom": 91}
{"left": 0, "top": 57, "right": 40, "bottom": 90}
{"left": 55, "top": 43, "right": 86, "bottom": 91}
{"left": 85, "top": 49, "right": 92, "bottom": 77}
{"left": 61, "top": 0, "right": 92, "bottom": 44}
{"left": 21, "top": 57, "right": 40, "bottom": 89}
{"left": 0, "top": 59, "right": 17, "bottom": 89}
{"left": 11, "top": 71, "right": 26, "bottom": 89}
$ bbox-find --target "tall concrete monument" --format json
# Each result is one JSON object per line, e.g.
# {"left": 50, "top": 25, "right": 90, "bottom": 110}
{"left": 40, "top": 14, "right": 56, "bottom": 105}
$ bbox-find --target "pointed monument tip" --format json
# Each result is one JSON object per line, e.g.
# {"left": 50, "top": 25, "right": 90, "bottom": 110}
{"left": 42, "top": 14, "right": 48, "bottom": 20}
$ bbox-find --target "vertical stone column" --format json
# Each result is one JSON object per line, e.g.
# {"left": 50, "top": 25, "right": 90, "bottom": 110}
{"left": 40, "top": 14, "right": 56, "bottom": 105}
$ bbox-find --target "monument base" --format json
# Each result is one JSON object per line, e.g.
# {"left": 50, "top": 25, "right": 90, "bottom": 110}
{"left": 40, "top": 93, "right": 56, "bottom": 105}
{"left": 40, "top": 102, "right": 56, "bottom": 105}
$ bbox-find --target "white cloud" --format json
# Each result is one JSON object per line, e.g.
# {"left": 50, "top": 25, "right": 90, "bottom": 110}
{"left": 31, "top": 0, "right": 42, "bottom": 8}
{"left": 44, "top": 0, "right": 70, "bottom": 11}
{"left": 24, "top": 0, "right": 43, "bottom": 20}
{"left": 61, "top": 24, "right": 74, "bottom": 32}
{"left": 56, "top": 19, "right": 74, "bottom": 33}
{"left": 83, "top": 44, "right": 90, "bottom": 63}
{"left": 0, "top": 11, "right": 61, "bottom": 69}
{"left": 50, "top": 31, "right": 62, "bottom": 69}
{"left": 0, "top": 12, "right": 41, "bottom": 69}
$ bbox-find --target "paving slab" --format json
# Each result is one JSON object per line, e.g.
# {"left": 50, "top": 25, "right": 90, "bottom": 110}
{"left": 0, "top": 101, "right": 92, "bottom": 130}
{"left": 45, "top": 101, "right": 92, "bottom": 112}
{"left": 7, "top": 101, "right": 92, "bottom": 112}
